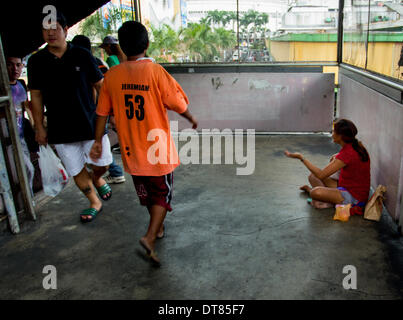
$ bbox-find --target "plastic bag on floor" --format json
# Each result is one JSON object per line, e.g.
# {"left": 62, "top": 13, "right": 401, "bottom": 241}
{"left": 333, "top": 204, "right": 351, "bottom": 222}
{"left": 38, "top": 145, "right": 69, "bottom": 197}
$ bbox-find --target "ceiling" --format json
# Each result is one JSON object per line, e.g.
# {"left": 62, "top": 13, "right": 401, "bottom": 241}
{"left": 0, "top": 0, "right": 109, "bottom": 57}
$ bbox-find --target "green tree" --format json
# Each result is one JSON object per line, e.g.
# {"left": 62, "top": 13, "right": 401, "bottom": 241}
{"left": 180, "top": 23, "right": 219, "bottom": 62}
{"left": 205, "top": 10, "right": 228, "bottom": 29}
{"left": 148, "top": 24, "right": 180, "bottom": 63}
{"left": 214, "top": 27, "right": 237, "bottom": 61}
{"left": 225, "top": 11, "right": 238, "bottom": 31}
{"left": 80, "top": 7, "right": 132, "bottom": 43}
{"left": 239, "top": 10, "right": 269, "bottom": 54}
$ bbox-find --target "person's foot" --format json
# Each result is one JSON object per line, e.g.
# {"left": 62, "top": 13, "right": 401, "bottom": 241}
{"left": 310, "top": 199, "right": 334, "bottom": 209}
{"left": 300, "top": 185, "right": 312, "bottom": 193}
{"left": 140, "top": 237, "right": 160, "bottom": 265}
{"left": 81, "top": 200, "right": 102, "bottom": 222}
{"left": 93, "top": 177, "right": 112, "bottom": 200}
{"left": 104, "top": 173, "right": 126, "bottom": 184}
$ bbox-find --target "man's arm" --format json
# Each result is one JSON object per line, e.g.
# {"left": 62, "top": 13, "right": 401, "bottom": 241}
{"left": 93, "top": 78, "right": 104, "bottom": 103}
{"left": 284, "top": 151, "right": 345, "bottom": 180}
{"left": 30, "top": 89, "right": 47, "bottom": 145}
{"left": 180, "top": 109, "right": 198, "bottom": 129}
{"left": 89, "top": 115, "right": 108, "bottom": 162}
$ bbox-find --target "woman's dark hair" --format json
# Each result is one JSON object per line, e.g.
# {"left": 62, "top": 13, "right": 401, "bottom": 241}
{"left": 118, "top": 21, "right": 149, "bottom": 57}
{"left": 334, "top": 119, "right": 369, "bottom": 162}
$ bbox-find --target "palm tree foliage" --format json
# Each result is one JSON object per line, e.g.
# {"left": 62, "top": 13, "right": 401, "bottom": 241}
{"left": 148, "top": 24, "right": 180, "bottom": 62}
{"left": 79, "top": 9, "right": 269, "bottom": 63}
{"left": 80, "top": 7, "right": 132, "bottom": 42}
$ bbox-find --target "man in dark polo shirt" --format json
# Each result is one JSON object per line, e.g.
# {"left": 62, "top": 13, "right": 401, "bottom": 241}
{"left": 28, "top": 12, "right": 113, "bottom": 222}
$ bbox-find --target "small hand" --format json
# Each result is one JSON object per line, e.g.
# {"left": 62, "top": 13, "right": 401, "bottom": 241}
{"left": 90, "top": 141, "right": 103, "bottom": 162}
{"left": 190, "top": 116, "right": 198, "bottom": 130}
{"left": 284, "top": 150, "right": 303, "bottom": 160}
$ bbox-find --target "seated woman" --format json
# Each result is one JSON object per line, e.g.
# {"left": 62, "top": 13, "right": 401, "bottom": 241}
{"left": 284, "top": 119, "right": 371, "bottom": 210}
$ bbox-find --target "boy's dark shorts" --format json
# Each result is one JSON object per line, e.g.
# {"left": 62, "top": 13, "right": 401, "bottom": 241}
{"left": 132, "top": 173, "right": 173, "bottom": 212}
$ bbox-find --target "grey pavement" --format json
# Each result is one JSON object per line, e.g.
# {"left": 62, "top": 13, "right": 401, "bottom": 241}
{"left": 1, "top": 135, "right": 402, "bottom": 299}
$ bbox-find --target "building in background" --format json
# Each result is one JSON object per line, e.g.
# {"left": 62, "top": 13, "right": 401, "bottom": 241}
{"left": 140, "top": 0, "right": 184, "bottom": 30}
{"left": 185, "top": 0, "right": 288, "bottom": 32}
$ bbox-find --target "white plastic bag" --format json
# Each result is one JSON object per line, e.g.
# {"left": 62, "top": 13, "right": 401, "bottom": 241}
{"left": 38, "top": 145, "right": 69, "bottom": 197}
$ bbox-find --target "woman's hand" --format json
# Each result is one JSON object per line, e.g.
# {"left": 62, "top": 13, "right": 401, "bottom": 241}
{"left": 284, "top": 150, "right": 303, "bottom": 160}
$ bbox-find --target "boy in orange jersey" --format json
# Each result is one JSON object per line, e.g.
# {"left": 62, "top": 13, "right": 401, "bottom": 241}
{"left": 90, "top": 21, "right": 197, "bottom": 265}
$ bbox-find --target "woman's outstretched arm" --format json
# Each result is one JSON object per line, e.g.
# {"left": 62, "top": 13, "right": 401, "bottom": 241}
{"left": 284, "top": 150, "right": 345, "bottom": 180}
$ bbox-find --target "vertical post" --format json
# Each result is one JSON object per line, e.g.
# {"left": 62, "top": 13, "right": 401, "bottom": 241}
{"left": 131, "top": 0, "right": 138, "bottom": 22}
{"left": 0, "top": 36, "right": 36, "bottom": 222}
{"left": 0, "top": 138, "right": 20, "bottom": 234}
{"left": 237, "top": 0, "right": 240, "bottom": 65}
{"left": 138, "top": 0, "right": 142, "bottom": 23}
{"left": 337, "top": 0, "right": 345, "bottom": 64}
{"left": 398, "top": 151, "right": 403, "bottom": 236}
{"left": 365, "top": 0, "right": 371, "bottom": 70}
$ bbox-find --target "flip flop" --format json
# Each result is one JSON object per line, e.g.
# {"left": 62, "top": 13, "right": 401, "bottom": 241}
{"left": 96, "top": 183, "right": 112, "bottom": 201}
{"left": 80, "top": 207, "right": 103, "bottom": 223}
{"left": 139, "top": 239, "right": 161, "bottom": 266}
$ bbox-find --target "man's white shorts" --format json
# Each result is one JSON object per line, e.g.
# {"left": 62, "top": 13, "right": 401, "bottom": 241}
{"left": 54, "top": 134, "right": 113, "bottom": 177}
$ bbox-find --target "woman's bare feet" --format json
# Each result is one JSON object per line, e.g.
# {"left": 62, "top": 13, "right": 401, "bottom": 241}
{"left": 300, "top": 185, "right": 312, "bottom": 193}
{"left": 310, "top": 199, "right": 334, "bottom": 209}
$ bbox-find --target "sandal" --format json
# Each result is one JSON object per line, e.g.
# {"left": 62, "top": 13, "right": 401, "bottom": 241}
{"left": 80, "top": 207, "right": 102, "bottom": 223}
{"left": 96, "top": 183, "right": 112, "bottom": 201}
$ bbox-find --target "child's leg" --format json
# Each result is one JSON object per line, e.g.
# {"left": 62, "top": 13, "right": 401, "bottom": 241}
{"left": 147, "top": 205, "right": 164, "bottom": 238}
{"left": 142, "top": 205, "right": 167, "bottom": 250}
{"left": 140, "top": 205, "right": 167, "bottom": 265}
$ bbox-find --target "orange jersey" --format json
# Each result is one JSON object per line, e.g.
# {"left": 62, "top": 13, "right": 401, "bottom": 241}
{"left": 96, "top": 59, "right": 188, "bottom": 176}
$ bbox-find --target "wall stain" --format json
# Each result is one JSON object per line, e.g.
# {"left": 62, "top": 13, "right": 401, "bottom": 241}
{"left": 212, "top": 77, "right": 224, "bottom": 90}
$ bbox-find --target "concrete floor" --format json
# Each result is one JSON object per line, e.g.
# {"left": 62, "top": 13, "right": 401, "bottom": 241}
{"left": 1, "top": 135, "right": 403, "bottom": 299}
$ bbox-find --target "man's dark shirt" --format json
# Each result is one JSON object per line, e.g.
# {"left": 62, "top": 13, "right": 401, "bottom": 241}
{"left": 27, "top": 43, "right": 103, "bottom": 144}
{"left": 95, "top": 57, "right": 109, "bottom": 75}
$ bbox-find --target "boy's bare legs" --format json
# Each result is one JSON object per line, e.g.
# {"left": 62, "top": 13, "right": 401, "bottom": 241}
{"left": 73, "top": 167, "right": 102, "bottom": 221}
{"left": 146, "top": 205, "right": 165, "bottom": 238}
{"left": 140, "top": 205, "right": 167, "bottom": 263}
